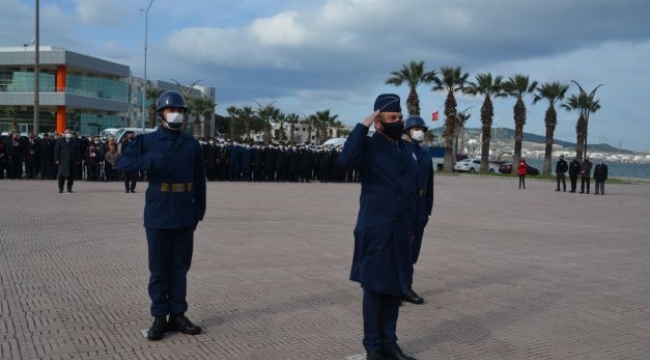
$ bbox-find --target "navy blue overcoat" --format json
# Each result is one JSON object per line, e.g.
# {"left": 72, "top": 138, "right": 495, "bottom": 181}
{"left": 338, "top": 124, "right": 419, "bottom": 296}
{"left": 116, "top": 127, "right": 206, "bottom": 229}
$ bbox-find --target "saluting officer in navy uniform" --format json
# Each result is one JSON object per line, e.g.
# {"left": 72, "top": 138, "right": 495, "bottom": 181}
{"left": 401, "top": 115, "right": 434, "bottom": 306}
{"left": 116, "top": 90, "right": 206, "bottom": 341}
{"left": 338, "top": 94, "right": 419, "bottom": 360}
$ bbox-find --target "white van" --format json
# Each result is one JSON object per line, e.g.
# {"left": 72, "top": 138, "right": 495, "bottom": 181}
{"left": 99, "top": 128, "right": 120, "bottom": 140}
{"left": 114, "top": 127, "right": 157, "bottom": 146}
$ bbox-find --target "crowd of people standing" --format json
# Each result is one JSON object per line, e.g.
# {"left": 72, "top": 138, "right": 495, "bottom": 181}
{"left": 0, "top": 130, "right": 360, "bottom": 185}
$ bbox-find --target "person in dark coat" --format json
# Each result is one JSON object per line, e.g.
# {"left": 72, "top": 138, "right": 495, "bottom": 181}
{"left": 401, "top": 115, "right": 434, "bottom": 306}
{"left": 252, "top": 145, "right": 265, "bottom": 181}
{"left": 39, "top": 133, "right": 55, "bottom": 179}
{"left": 204, "top": 138, "right": 217, "bottom": 181}
{"left": 121, "top": 132, "right": 138, "bottom": 192}
{"left": 338, "top": 94, "right": 419, "bottom": 360}
{"left": 228, "top": 142, "right": 241, "bottom": 181}
{"left": 580, "top": 157, "right": 593, "bottom": 194}
{"left": 116, "top": 90, "right": 206, "bottom": 341}
{"left": 54, "top": 129, "right": 80, "bottom": 193}
{"left": 555, "top": 155, "right": 568, "bottom": 192}
{"left": 568, "top": 157, "right": 581, "bottom": 193}
{"left": 8, "top": 132, "right": 24, "bottom": 179}
{"left": 0, "top": 138, "right": 8, "bottom": 179}
{"left": 240, "top": 144, "right": 253, "bottom": 181}
{"left": 24, "top": 132, "right": 40, "bottom": 179}
{"left": 593, "top": 159, "right": 608, "bottom": 195}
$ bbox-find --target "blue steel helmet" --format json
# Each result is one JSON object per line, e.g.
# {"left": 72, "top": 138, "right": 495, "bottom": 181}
{"left": 403, "top": 115, "right": 428, "bottom": 133}
{"left": 156, "top": 90, "right": 187, "bottom": 113}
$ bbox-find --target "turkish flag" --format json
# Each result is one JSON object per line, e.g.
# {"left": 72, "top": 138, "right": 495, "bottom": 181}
{"left": 432, "top": 111, "right": 439, "bottom": 121}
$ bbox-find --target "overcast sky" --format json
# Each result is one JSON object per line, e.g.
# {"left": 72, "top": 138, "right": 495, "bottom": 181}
{"left": 2, "top": 0, "right": 649, "bottom": 151}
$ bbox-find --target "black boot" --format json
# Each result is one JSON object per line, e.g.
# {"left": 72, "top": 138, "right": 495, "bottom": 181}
{"left": 367, "top": 349, "right": 386, "bottom": 360}
{"left": 401, "top": 288, "right": 424, "bottom": 305}
{"left": 383, "top": 347, "right": 417, "bottom": 360}
{"left": 146, "top": 316, "right": 168, "bottom": 341}
{"left": 169, "top": 313, "right": 201, "bottom": 335}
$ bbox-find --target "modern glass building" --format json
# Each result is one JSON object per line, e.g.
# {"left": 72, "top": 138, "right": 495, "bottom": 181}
{"left": 0, "top": 46, "right": 131, "bottom": 135}
{"left": 0, "top": 46, "right": 216, "bottom": 136}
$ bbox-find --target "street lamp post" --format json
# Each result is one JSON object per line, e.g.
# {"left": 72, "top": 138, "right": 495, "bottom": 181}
{"left": 141, "top": 0, "right": 154, "bottom": 130}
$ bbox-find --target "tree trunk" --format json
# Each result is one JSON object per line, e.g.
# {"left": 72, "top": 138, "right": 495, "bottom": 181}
{"left": 443, "top": 115, "right": 455, "bottom": 171}
{"left": 542, "top": 125, "right": 555, "bottom": 176}
{"left": 575, "top": 115, "right": 587, "bottom": 160}
{"left": 480, "top": 121, "right": 491, "bottom": 172}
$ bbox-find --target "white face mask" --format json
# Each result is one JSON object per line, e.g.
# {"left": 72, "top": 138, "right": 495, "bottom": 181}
{"left": 65, "top": 133, "right": 72, "bottom": 139}
{"left": 411, "top": 130, "right": 425, "bottom": 143}
{"left": 164, "top": 112, "right": 184, "bottom": 130}
{"left": 165, "top": 112, "right": 184, "bottom": 124}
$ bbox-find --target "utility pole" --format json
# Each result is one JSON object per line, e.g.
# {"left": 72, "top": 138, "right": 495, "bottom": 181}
{"left": 142, "top": 0, "right": 154, "bottom": 130}
{"left": 33, "top": 0, "right": 40, "bottom": 134}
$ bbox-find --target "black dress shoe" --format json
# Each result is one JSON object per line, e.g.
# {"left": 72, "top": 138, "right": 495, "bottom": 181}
{"left": 147, "top": 316, "right": 168, "bottom": 341}
{"left": 401, "top": 289, "right": 424, "bottom": 305}
{"left": 366, "top": 349, "right": 386, "bottom": 360}
{"left": 169, "top": 313, "right": 201, "bottom": 335}
{"left": 383, "top": 347, "right": 417, "bottom": 360}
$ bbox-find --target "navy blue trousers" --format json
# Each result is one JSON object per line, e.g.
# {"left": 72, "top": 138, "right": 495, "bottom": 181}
{"left": 363, "top": 288, "right": 401, "bottom": 352}
{"left": 146, "top": 227, "right": 194, "bottom": 317}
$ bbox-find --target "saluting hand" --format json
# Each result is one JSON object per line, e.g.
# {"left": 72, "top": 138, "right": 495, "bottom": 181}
{"left": 361, "top": 111, "right": 380, "bottom": 128}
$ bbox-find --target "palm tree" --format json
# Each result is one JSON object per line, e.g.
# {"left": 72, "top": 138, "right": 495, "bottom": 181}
{"left": 254, "top": 102, "right": 279, "bottom": 144}
{"left": 188, "top": 97, "right": 216, "bottom": 137}
{"left": 302, "top": 114, "right": 316, "bottom": 144}
{"left": 431, "top": 66, "right": 469, "bottom": 171}
{"left": 145, "top": 88, "right": 164, "bottom": 128}
{"left": 201, "top": 98, "right": 217, "bottom": 137}
{"left": 313, "top": 110, "right": 338, "bottom": 145}
{"left": 464, "top": 73, "right": 506, "bottom": 172}
{"left": 561, "top": 81, "right": 604, "bottom": 160}
{"left": 238, "top": 106, "right": 254, "bottom": 140}
{"left": 502, "top": 75, "right": 537, "bottom": 168}
{"left": 226, "top": 106, "right": 238, "bottom": 140}
{"left": 276, "top": 112, "right": 286, "bottom": 143}
{"left": 385, "top": 60, "right": 437, "bottom": 116}
{"left": 533, "top": 82, "right": 570, "bottom": 175}
{"left": 454, "top": 107, "right": 472, "bottom": 158}
{"left": 285, "top": 113, "right": 300, "bottom": 144}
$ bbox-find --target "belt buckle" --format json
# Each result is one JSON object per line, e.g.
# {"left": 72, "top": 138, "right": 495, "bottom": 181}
{"left": 173, "top": 183, "right": 184, "bottom": 192}
{"left": 161, "top": 183, "right": 169, "bottom": 192}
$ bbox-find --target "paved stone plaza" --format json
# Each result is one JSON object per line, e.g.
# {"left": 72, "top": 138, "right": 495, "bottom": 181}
{"left": 1, "top": 175, "right": 649, "bottom": 360}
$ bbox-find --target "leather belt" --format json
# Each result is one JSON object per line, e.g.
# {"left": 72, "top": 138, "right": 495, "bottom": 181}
{"left": 160, "top": 182, "right": 193, "bottom": 192}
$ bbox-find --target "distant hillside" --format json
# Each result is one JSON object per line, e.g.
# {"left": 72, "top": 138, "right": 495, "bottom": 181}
{"left": 432, "top": 127, "right": 633, "bottom": 154}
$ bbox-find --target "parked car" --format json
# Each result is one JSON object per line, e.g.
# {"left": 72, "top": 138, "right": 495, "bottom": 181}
{"left": 455, "top": 159, "right": 480, "bottom": 173}
{"left": 454, "top": 159, "right": 500, "bottom": 173}
{"left": 498, "top": 162, "right": 540, "bottom": 175}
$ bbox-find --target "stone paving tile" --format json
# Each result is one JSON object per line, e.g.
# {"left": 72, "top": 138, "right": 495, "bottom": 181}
{"left": 1, "top": 176, "right": 649, "bottom": 359}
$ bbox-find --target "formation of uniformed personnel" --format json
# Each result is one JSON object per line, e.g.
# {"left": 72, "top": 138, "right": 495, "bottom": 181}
{"left": 116, "top": 90, "right": 207, "bottom": 341}
{"left": 197, "top": 141, "right": 356, "bottom": 183}
{"left": 338, "top": 94, "right": 418, "bottom": 360}
{"left": 401, "top": 115, "right": 434, "bottom": 306}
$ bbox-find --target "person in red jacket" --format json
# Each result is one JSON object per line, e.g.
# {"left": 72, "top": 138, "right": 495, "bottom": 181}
{"left": 517, "top": 158, "right": 527, "bottom": 189}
